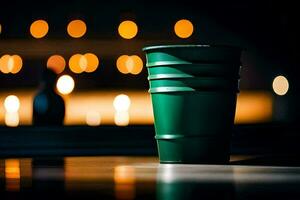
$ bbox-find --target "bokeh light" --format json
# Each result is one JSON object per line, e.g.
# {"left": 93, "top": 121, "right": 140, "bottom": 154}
{"left": 113, "top": 94, "right": 131, "bottom": 112}
{"left": 5, "top": 159, "right": 20, "bottom": 179}
{"left": 118, "top": 20, "right": 138, "bottom": 39}
{"left": 0, "top": 24, "right": 2, "bottom": 34}
{"left": 4, "top": 95, "right": 20, "bottom": 113}
{"left": 116, "top": 55, "right": 143, "bottom": 75}
{"left": 69, "top": 54, "right": 85, "bottom": 73}
{"left": 47, "top": 55, "right": 66, "bottom": 74}
{"left": 0, "top": 54, "right": 11, "bottom": 73}
{"left": 56, "top": 75, "right": 75, "bottom": 95}
{"left": 67, "top": 19, "right": 87, "bottom": 38}
{"left": 272, "top": 75, "right": 289, "bottom": 96}
{"left": 5, "top": 112, "right": 20, "bottom": 127}
{"left": 116, "top": 55, "right": 130, "bottom": 74}
{"left": 114, "top": 165, "right": 136, "bottom": 200}
{"left": 114, "top": 111, "right": 130, "bottom": 126}
{"left": 0, "top": 55, "right": 23, "bottom": 74}
{"left": 69, "top": 53, "right": 99, "bottom": 73}
{"left": 86, "top": 111, "right": 101, "bottom": 126}
{"left": 30, "top": 20, "right": 49, "bottom": 39}
{"left": 128, "top": 55, "right": 143, "bottom": 75}
{"left": 10, "top": 55, "right": 23, "bottom": 74}
{"left": 114, "top": 165, "right": 135, "bottom": 184}
{"left": 84, "top": 53, "right": 99, "bottom": 73}
{"left": 174, "top": 19, "right": 194, "bottom": 38}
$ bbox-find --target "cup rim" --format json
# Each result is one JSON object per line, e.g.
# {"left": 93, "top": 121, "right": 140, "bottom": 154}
{"left": 142, "top": 44, "right": 242, "bottom": 51}
{"left": 147, "top": 74, "right": 239, "bottom": 80}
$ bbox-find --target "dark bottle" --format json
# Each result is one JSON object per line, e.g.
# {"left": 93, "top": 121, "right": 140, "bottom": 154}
{"left": 33, "top": 68, "right": 65, "bottom": 126}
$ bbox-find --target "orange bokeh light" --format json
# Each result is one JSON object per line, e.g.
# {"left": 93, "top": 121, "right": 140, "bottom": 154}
{"left": 129, "top": 55, "right": 143, "bottom": 75}
{"left": 116, "top": 55, "right": 130, "bottom": 74}
{"left": 69, "top": 54, "right": 85, "bottom": 73}
{"left": 67, "top": 20, "right": 87, "bottom": 38}
{"left": 30, "top": 20, "right": 49, "bottom": 39}
{"left": 174, "top": 19, "right": 194, "bottom": 38}
{"left": 69, "top": 53, "right": 99, "bottom": 73}
{"left": 84, "top": 53, "right": 99, "bottom": 73}
{"left": 0, "top": 54, "right": 23, "bottom": 74}
{"left": 116, "top": 55, "right": 143, "bottom": 75}
{"left": 47, "top": 55, "right": 66, "bottom": 74}
{"left": 0, "top": 55, "right": 11, "bottom": 73}
{"left": 5, "top": 159, "right": 20, "bottom": 179}
{"left": 10, "top": 55, "right": 23, "bottom": 74}
{"left": 118, "top": 20, "right": 138, "bottom": 39}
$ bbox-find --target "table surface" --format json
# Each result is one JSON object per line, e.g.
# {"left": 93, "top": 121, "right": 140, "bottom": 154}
{"left": 1, "top": 155, "right": 300, "bottom": 200}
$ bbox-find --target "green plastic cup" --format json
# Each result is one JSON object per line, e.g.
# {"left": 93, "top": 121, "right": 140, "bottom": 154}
{"left": 150, "top": 90, "right": 237, "bottom": 163}
{"left": 144, "top": 45, "right": 241, "bottom": 66}
{"left": 143, "top": 45, "right": 241, "bottom": 164}
{"left": 147, "top": 63, "right": 241, "bottom": 78}
{"left": 148, "top": 76, "right": 239, "bottom": 91}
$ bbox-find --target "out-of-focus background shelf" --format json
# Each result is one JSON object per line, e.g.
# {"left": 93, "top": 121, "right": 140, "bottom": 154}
{"left": 1, "top": 124, "right": 300, "bottom": 158}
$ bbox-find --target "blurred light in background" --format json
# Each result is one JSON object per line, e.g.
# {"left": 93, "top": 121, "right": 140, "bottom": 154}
{"left": 4, "top": 95, "right": 20, "bottom": 113}
{"left": 114, "top": 165, "right": 136, "bottom": 200}
{"left": 113, "top": 94, "right": 131, "bottom": 112}
{"left": 5, "top": 159, "right": 20, "bottom": 178}
{"left": 116, "top": 55, "right": 143, "bottom": 75}
{"left": 0, "top": 91, "right": 272, "bottom": 125}
{"left": 84, "top": 53, "right": 99, "bottom": 73}
{"left": 114, "top": 111, "right": 130, "bottom": 126}
{"left": 0, "top": 55, "right": 11, "bottom": 73}
{"left": 118, "top": 20, "right": 138, "bottom": 39}
{"left": 0, "top": 55, "right": 23, "bottom": 74}
{"left": 30, "top": 20, "right": 49, "bottom": 39}
{"left": 5, "top": 159, "right": 20, "bottom": 191}
{"left": 235, "top": 91, "right": 273, "bottom": 123}
{"left": 0, "top": 23, "right": 2, "bottom": 34}
{"left": 114, "top": 94, "right": 131, "bottom": 126}
{"left": 272, "top": 75, "right": 289, "bottom": 96}
{"left": 4, "top": 95, "right": 20, "bottom": 127}
{"left": 69, "top": 53, "right": 99, "bottom": 73}
{"left": 174, "top": 19, "right": 194, "bottom": 38}
{"left": 5, "top": 112, "right": 19, "bottom": 127}
{"left": 117, "top": 55, "right": 130, "bottom": 74}
{"left": 69, "top": 54, "right": 85, "bottom": 73}
{"left": 56, "top": 75, "right": 75, "bottom": 95}
{"left": 47, "top": 55, "right": 66, "bottom": 74}
{"left": 126, "top": 55, "right": 143, "bottom": 75}
{"left": 67, "top": 19, "right": 87, "bottom": 38}
{"left": 79, "top": 55, "right": 88, "bottom": 70}
{"left": 86, "top": 111, "right": 101, "bottom": 126}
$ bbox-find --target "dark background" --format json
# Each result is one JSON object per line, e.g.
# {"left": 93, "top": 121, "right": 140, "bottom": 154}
{"left": 0, "top": 0, "right": 299, "bottom": 121}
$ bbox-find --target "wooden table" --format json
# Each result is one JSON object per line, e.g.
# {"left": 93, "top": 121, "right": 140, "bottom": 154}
{"left": 1, "top": 156, "right": 300, "bottom": 199}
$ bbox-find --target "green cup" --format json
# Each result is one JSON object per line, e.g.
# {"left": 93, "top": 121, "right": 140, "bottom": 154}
{"left": 144, "top": 45, "right": 241, "bottom": 66}
{"left": 147, "top": 63, "right": 241, "bottom": 78}
{"left": 143, "top": 45, "right": 241, "bottom": 164}
{"left": 148, "top": 76, "right": 239, "bottom": 91}
{"left": 150, "top": 90, "right": 237, "bottom": 163}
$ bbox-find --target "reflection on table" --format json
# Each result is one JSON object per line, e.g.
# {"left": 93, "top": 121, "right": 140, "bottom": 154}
{"left": 1, "top": 156, "right": 300, "bottom": 199}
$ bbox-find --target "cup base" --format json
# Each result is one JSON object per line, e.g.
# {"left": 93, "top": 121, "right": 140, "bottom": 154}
{"left": 157, "top": 137, "right": 231, "bottom": 164}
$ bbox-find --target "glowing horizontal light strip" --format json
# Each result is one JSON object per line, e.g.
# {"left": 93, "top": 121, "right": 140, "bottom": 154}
{"left": 0, "top": 90, "right": 273, "bottom": 125}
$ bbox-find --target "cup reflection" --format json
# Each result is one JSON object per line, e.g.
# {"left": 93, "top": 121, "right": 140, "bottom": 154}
{"left": 156, "top": 164, "right": 235, "bottom": 200}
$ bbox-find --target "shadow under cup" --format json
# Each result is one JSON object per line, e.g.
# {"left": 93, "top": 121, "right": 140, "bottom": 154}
{"left": 143, "top": 45, "right": 241, "bottom": 164}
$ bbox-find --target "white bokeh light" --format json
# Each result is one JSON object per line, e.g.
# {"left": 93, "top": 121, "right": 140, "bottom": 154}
{"left": 113, "top": 94, "right": 131, "bottom": 112}
{"left": 86, "top": 111, "right": 101, "bottom": 126}
{"left": 4, "top": 95, "right": 20, "bottom": 113}
{"left": 5, "top": 112, "right": 19, "bottom": 127}
{"left": 272, "top": 75, "right": 289, "bottom": 96}
{"left": 114, "top": 111, "right": 130, "bottom": 126}
{"left": 56, "top": 75, "right": 75, "bottom": 95}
